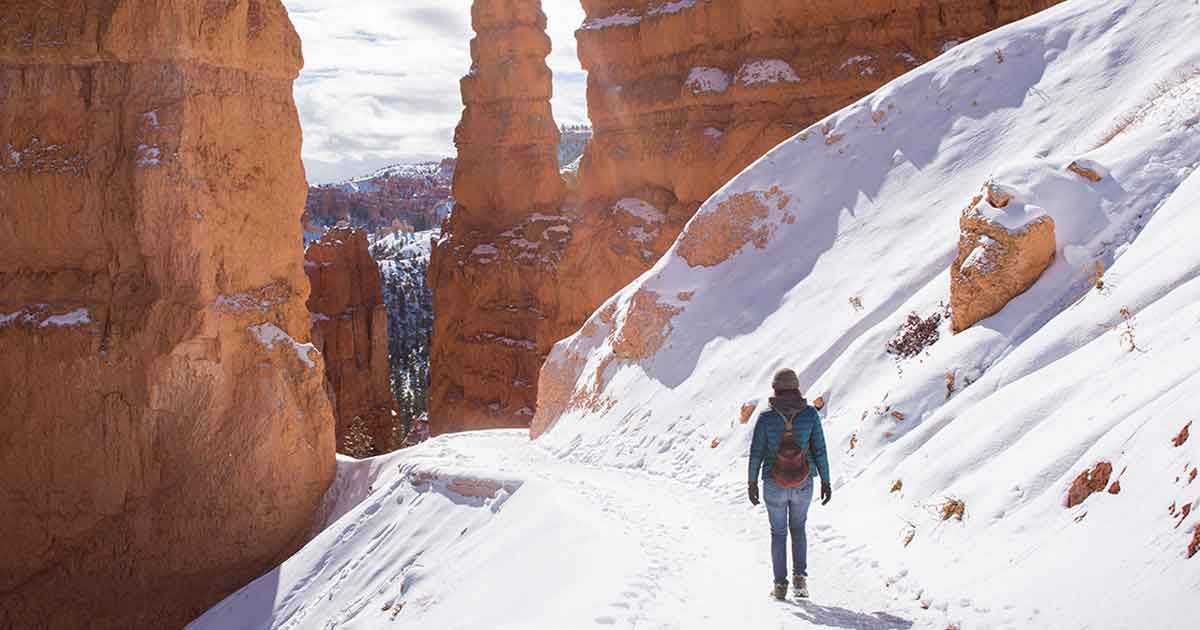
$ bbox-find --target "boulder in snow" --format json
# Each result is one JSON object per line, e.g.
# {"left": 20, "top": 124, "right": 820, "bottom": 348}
{"left": 951, "top": 184, "right": 1057, "bottom": 333}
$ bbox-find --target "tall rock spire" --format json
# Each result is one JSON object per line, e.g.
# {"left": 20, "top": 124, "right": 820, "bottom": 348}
{"left": 428, "top": 0, "right": 566, "bottom": 434}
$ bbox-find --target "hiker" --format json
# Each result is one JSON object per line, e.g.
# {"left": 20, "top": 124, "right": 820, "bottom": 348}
{"left": 747, "top": 368, "right": 831, "bottom": 601}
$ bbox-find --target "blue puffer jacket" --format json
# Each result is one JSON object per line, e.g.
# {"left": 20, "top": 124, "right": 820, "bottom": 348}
{"left": 748, "top": 402, "right": 830, "bottom": 484}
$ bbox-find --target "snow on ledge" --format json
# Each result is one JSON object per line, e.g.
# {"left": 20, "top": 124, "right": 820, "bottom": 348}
{"left": 582, "top": 0, "right": 697, "bottom": 31}
{"left": 648, "top": 0, "right": 696, "bottom": 17}
{"left": 685, "top": 67, "right": 731, "bottom": 94}
{"left": 581, "top": 10, "right": 640, "bottom": 30}
{"left": 736, "top": 59, "right": 801, "bottom": 86}
{"left": 249, "top": 323, "right": 317, "bottom": 368}
{"left": 39, "top": 308, "right": 91, "bottom": 328}
{"left": 615, "top": 197, "right": 666, "bottom": 223}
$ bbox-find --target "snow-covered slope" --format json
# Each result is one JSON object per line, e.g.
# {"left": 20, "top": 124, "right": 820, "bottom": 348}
{"left": 533, "top": 0, "right": 1200, "bottom": 628}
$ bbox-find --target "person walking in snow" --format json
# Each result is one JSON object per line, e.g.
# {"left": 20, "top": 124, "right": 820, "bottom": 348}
{"left": 747, "top": 368, "right": 831, "bottom": 601}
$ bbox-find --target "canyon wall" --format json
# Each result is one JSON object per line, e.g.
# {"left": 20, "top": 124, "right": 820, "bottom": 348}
{"left": 303, "top": 159, "right": 455, "bottom": 236}
{"left": 573, "top": 0, "right": 1059, "bottom": 213}
{"left": 428, "top": 0, "right": 567, "bottom": 434}
{"left": 428, "top": 0, "right": 1059, "bottom": 433}
{"left": 306, "top": 227, "right": 401, "bottom": 454}
{"left": 0, "top": 2, "right": 335, "bottom": 628}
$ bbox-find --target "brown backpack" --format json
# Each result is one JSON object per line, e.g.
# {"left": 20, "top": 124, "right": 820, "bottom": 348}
{"left": 771, "top": 413, "right": 811, "bottom": 488}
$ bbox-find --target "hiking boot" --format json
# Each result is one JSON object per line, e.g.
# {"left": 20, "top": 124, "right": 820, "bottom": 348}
{"left": 771, "top": 582, "right": 788, "bottom": 600}
{"left": 793, "top": 575, "right": 809, "bottom": 599}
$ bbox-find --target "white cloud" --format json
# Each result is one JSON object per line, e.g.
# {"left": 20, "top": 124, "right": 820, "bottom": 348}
{"left": 284, "top": 0, "right": 587, "bottom": 184}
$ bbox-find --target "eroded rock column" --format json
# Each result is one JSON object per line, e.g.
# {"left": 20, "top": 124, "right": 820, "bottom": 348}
{"left": 428, "top": 0, "right": 566, "bottom": 434}
{"left": 0, "top": 2, "right": 334, "bottom": 627}
{"left": 306, "top": 226, "right": 401, "bottom": 453}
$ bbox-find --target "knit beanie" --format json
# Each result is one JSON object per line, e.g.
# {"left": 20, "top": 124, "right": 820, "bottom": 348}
{"left": 771, "top": 368, "right": 800, "bottom": 393}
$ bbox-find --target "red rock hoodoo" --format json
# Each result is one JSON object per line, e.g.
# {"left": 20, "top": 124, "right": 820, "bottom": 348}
{"left": 306, "top": 226, "right": 401, "bottom": 453}
{"left": 428, "top": 0, "right": 567, "bottom": 434}
{"left": 430, "top": 0, "right": 1060, "bottom": 434}
{"left": 0, "top": 2, "right": 335, "bottom": 628}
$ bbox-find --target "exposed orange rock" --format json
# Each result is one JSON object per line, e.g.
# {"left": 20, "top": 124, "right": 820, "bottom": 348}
{"left": 677, "top": 187, "right": 794, "bottom": 267}
{"left": 305, "top": 226, "right": 400, "bottom": 453}
{"left": 437, "top": 0, "right": 1059, "bottom": 435}
{"left": 1067, "top": 462, "right": 1113, "bottom": 508}
{"left": 739, "top": 402, "right": 757, "bottom": 423}
{"left": 611, "top": 289, "right": 682, "bottom": 361}
{"left": 0, "top": 2, "right": 334, "bottom": 628}
{"left": 1189, "top": 524, "right": 1200, "bottom": 559}
{"left": 1067, "top": 160, "right": 1104, "bottom": 182}
{"left": 427, "top": 0, "right": 567, "bottom": 434}
{"left": 1173, "top": 421, "right": 1191, "bottom": 447}
{"left": 891, "top": 480, "right": 904, "bottom": 493}
{"left": 951, "top": 185, "right": 1057, "bottom": 332}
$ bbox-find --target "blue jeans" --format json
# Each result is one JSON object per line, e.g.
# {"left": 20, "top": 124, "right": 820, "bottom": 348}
{"left": 763, "top": 477, "right": 814, "bottom": 584}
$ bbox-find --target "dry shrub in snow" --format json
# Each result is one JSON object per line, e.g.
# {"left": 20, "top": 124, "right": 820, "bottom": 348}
{"left": 1095, "top": 67, "right": 1200, "bottom": 149}
{"left": 1116, "top": 307, "right": 1144, "bottom": 353}
{"left": 886, "top": 306, "right": 948, "bottom": 359}
{"left": 343, "top": 415, "right": 376, "bottom": 459}
{"left": 940, "top": 499, "right": 966, "bottom": 521}
{"left": 1085, "top": 260, "right": 1107, "bottom": 292}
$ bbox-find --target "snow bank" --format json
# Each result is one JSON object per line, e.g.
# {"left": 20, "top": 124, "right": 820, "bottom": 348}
{"left": 535, "top": 1, "right": 1200, "bottom": 628}
{"left": 190, "top": 432, "right": 645, "bottom": 630}
{"left": 249, "top": 323, "right": 317, "bottom": 368}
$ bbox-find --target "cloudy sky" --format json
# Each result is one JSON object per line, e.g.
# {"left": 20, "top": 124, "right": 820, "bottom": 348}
{"left": 283, "top": 0, "right": 588, "bottom": 184}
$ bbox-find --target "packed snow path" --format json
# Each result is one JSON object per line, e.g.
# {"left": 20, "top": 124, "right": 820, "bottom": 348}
{"left": 194, "top": 431, "right": 1030, "bottom": 630}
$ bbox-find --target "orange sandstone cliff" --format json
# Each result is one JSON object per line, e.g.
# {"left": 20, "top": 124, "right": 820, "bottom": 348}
{"left": 428, "top": 0, "right": 1059, "bottom": 434}
{"left": 306, "top": 226, "right": 401, "bottom": 453}
{"left": 428, "top": 0, "right": 567, "bottom": 434}
{"left": 0, "top": 2, "right": 334, "bottom": 628}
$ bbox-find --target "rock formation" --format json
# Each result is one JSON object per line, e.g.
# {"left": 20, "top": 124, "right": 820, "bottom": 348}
{"left": 0, "top": 2, "right": 335, "bottom": 628}
{"left": 573, "top": 0, "right": 1060, "bottom": 214}
{"left": 303, "top": 159, "right": 455, "bottom": 236}
{"left": 306, "top": 226, "right": 402, "bottom": 453}
{"left": 950, "top": 183, "right": 1057, "bottom": 333}
{"left": 1066, "top": 461, "right": 1113, "bottom": 508}
{"left": 427, "top": 0, "right": 567, "bottom": 434}
{"left": 430, "top": 0, "right": 1060, "bottom": 433}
